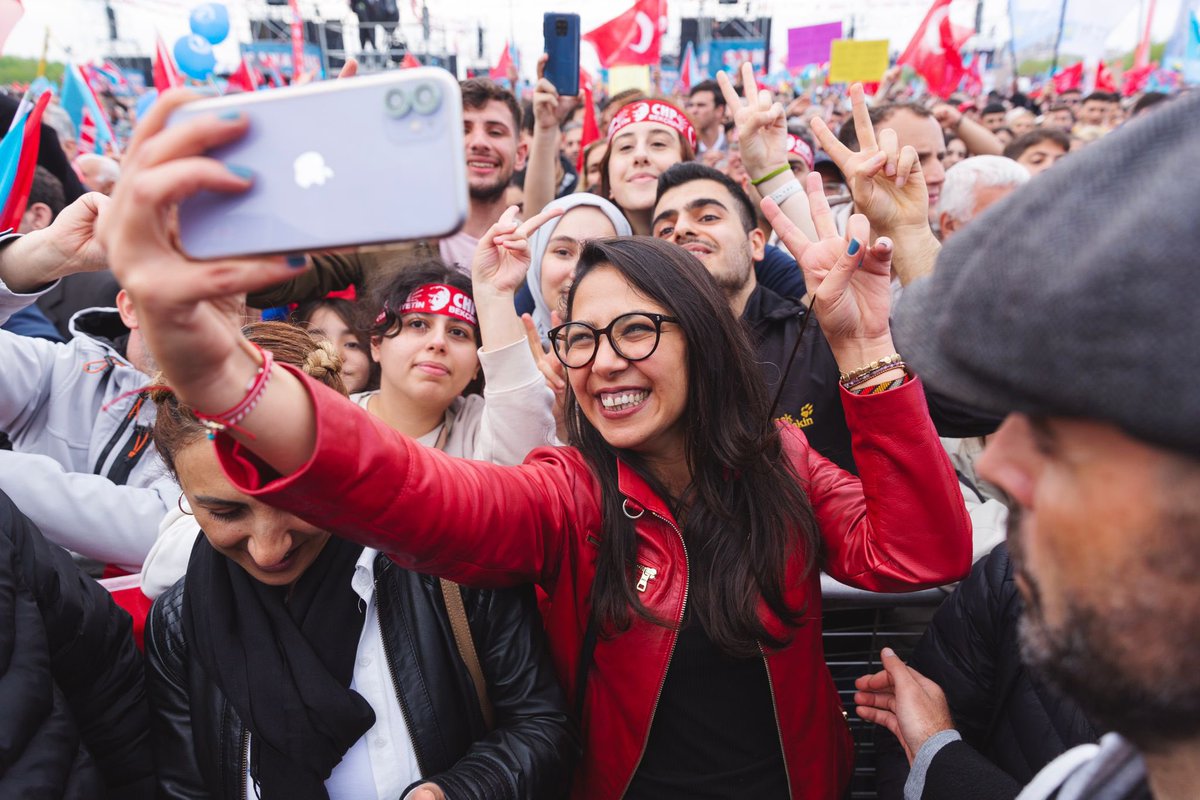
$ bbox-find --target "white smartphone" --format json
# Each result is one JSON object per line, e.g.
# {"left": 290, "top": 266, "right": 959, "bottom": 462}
{"left": 166, "top": 68, "right": 468, "bottom": 260}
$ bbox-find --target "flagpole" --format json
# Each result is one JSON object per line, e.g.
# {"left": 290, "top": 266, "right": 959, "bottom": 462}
{"left": 1050, "top": 0, "right": 1068, "bottom": 74}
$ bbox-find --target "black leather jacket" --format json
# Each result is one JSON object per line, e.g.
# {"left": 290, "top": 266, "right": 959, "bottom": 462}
{"left": 0, "top": 489, "right": 154, "bottom": 799}
{"left": 145, "top": 551, "right": 578, "bottom": 799}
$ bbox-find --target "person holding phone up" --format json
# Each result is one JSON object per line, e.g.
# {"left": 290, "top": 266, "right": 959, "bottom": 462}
{"left": 101, "top": 87, "right": 970, "bottom": 800}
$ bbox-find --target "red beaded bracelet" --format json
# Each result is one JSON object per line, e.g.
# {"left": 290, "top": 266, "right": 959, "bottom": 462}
{"left": 193, "top": 344, "right": 275, "bottom": 440}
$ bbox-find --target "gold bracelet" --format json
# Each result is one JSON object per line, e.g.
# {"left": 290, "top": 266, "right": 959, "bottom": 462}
{"left": 839, "top": 353, "right": 903, "bottom": 385}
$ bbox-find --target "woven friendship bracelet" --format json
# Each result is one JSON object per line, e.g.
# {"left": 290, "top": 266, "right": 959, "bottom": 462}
{"left": 849, "top": 376, "right": 912, "bottom": 398}
{"left": 194, "top": 344, "right": 276, "bottom": 440}
{"left": 839, "top": 353, "right": 903, "bottom": 385}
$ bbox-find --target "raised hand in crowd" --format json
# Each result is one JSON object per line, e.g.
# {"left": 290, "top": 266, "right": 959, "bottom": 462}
{"left": 931, "top": 101, "right": 1004, "bottom": 157}
{"left": 0, "top": 192, "right": 109, "bottom": 294}
{"left": 522, "top": 311, "right": 567, "bottom": 439}
{"left": 762, "top": 173, "right": 897, "bottom": 369}
{"left": 718, "top": 61, "right": 819, "bottom": 241}
{"left": 523, "top": 54, "right": 577, "bottom": 219}
{"left": 98, "top": 89, "right": 310, "bottom": 425}
{"left": 470, "top": 203, "right": 564, "bottom": 349}
{"left": 810, "top": 82, "right": 941, "bottom": 285}
{"left": 854, "top": 648, "right": 955, "bottom": 765}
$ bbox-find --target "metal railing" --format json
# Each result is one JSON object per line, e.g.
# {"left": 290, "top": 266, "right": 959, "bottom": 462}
{"left": 821, "top": 576, "right": 950, "bottom": 799}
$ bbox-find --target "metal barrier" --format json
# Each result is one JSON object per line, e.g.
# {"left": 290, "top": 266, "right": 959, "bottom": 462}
{"left": 820, "top": 576, "right": 950, "bottom": 799}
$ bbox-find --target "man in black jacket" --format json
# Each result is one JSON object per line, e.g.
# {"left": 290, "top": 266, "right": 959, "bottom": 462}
{"left": 0, "top": 488, "right": 154, "bottom": 798}
{"left": 872, "top": 543, "right": 1099, "bottom": 800}
{"left": 652, "top": 162, "right": 857, "bottom": 471}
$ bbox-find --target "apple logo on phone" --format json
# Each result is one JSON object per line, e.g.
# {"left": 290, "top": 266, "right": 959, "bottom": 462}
{"left": 294, "top": 151, "right": 334, "bottom": 189}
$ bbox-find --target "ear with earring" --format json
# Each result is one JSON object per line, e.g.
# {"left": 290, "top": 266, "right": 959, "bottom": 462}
{"left": 178, "top": 493, "right": 194, "bottom": 516}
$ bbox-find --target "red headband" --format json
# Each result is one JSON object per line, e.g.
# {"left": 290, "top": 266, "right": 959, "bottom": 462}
{"left": 607, "top": 100, "right": 697, "bottom": 150}
{"left": 786, "top": 134, "right": 814, "bottom": 171}
{"left": 377, "top": 283, "right": 477, "bottom": 327}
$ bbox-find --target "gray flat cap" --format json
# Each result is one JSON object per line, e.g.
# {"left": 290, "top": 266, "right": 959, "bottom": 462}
{"left": 894, "top": 90, "right": 1200, "bottom": 457}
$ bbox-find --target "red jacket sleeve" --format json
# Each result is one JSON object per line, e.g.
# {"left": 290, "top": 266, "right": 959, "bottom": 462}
{"left": 790, "top": 378, "right": 972, "bottom": 591}
{"left": 216, "top": 365, "right": 601, "bottom": 589}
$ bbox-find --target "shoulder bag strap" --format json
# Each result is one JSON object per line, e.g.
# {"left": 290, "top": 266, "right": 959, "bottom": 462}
{"left": 439, "top": 578, "right": 496, "bottom": 731}
{"left": 430, "top": 406, "right": 495, "bottom": 729}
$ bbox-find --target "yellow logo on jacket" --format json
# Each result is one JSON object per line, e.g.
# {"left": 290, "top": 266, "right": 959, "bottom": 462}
{"left": 778, "top": 403, "right": 815, "bottom": 429}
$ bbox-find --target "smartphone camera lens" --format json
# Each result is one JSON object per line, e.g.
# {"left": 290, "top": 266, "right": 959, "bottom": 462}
{"left": 412, "top": 83, "right": 441, "bottom": 115}
{"left": 385, "top": 88, "right": 411, "bottom": 118}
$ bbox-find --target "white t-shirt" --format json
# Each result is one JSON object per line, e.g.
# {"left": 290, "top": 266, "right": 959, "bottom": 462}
{"left": 438, "top": 231, "right": 479, "bottom": 274}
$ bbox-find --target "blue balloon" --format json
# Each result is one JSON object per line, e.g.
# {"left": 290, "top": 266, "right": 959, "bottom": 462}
{"left": 136, "top": 88, "right": 159, "bottom": 119}
{"left": 174, "top": 34, "right": 216, "bottom": 80}
{"left": 189, "top": 3, "right": 230, "bottom": 45}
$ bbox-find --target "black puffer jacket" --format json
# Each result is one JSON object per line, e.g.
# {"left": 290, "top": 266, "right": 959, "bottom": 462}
{"left": 0, "top": 489, "right": 155, "bottom": 799}
{"left": 875, "top": 543, "right": 1100, "bottom": 799}
{"left": 146, "top": 551, "right": 578, "bottom": 799}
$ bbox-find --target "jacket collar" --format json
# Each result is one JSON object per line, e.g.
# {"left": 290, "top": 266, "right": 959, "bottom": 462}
{"left": 616, "top": 459, "right": 676, "bottom": 523}
{"left": 741, "top": 284, "right": 807, "bottom": 327}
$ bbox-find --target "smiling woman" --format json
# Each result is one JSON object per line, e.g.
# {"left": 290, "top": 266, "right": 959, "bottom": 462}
{"left": 598, "top": 100, "right": 697, "bottom": 235}
{"left": 102, "top": 88, "right": 971, "bottom": 800}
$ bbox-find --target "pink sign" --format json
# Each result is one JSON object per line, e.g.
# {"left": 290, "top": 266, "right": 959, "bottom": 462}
{"left": 788, "top": 22, "right": 843, "bottom": 69}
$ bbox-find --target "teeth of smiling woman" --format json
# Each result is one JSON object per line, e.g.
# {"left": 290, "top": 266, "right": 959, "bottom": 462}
{"left": 601, "top": 391, "right": 647, "bottom": 411}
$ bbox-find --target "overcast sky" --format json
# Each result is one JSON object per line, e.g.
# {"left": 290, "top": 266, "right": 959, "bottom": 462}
{"left": 5, "top": 0, "right": 1184, "bottom": 77}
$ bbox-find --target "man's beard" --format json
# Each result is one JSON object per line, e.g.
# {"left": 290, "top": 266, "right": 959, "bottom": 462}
{"left": 1009, "top": 505, "right": 1200, "bottom": 753}
{"left": 707, "top": 241, "right": 754, "bottom": 297}
{"left": 469, "top": 171, "right": 511, "bottom": 204}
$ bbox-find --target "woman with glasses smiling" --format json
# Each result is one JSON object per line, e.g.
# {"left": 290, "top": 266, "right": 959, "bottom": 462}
{"left": 101, "top": 92, "right": 972, "bottom": 800}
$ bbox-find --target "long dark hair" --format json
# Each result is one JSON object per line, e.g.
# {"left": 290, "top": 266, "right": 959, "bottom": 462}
{"left": 564, "top": 237, "right": 819, "bottom": 657}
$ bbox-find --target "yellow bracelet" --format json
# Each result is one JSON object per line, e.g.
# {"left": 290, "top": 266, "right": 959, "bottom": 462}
{"left": 839, "top": 353, "right": 903, "bottom": 385}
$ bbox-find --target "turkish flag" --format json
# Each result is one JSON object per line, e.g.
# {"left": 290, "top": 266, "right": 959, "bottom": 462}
{"left": 583, "top": 0, "right": 666, "bottom": 68}
{"left": 226, "top": 57, "right": 259, "bottom": 93}
{"left": 1095, "top": 60, "right": 1118, "bottom": 93}
{"left": 1052, "top": 62, "right": 1083, "bottom": 94}
{"left": 897, "top": 0, "right": 973, "bottom": 98}
{"left": 152, "top": 33, "right": 180, "bottom": 92}
{"left": 577, "top": 69, "right": 600, "bottom": 174}
{"left": 1122, "top": 62, "right": 1156, "bottom": 96}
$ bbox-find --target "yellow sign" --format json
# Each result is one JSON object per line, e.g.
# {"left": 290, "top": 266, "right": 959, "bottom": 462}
{"left": 607, "top": 64, "right": 652, "bottom": 95}
{"left": 827, "top": 39, "right": 890, "bottom": 84}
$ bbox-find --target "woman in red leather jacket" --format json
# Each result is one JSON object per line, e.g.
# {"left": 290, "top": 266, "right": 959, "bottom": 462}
{"left": 101, "top": 91, "right": 972, "bottom": 800}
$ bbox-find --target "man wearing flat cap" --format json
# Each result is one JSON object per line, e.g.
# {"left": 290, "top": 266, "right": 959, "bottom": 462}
{"left": 852, "top": 89, "right": 1200, "bottom": 800}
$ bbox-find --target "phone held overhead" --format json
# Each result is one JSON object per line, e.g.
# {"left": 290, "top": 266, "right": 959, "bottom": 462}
{"left": 166, "top": 68, "right": 468, "bottom": 260}
{"left": 542, "top": 13, "right": 580, "bottom": 97}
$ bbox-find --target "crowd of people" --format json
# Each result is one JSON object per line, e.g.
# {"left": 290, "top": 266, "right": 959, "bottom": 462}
{"left": 0, "top": 45, "right": 1197, "bottom": 800}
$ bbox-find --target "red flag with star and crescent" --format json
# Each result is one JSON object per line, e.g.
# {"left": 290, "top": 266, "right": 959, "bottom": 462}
{"left": 898, "top": 0, "right": 974, "bottom": 98}
{"left": 583, "top": 0, "right": 667, "bottom": 68}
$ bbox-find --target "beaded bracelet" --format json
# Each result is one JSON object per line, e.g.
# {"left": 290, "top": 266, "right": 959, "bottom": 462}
{"left": 193, "top": 344, "right": 275, "bottom": 440}
{"left": 842, "top": 361, "right": 908, "bottom": 390}
{"left": 849, "top": 375, "right": 911, "bottom": 396}
{"left": 751, "top": 164, "right": 790, "bottom": 186}
{"left": 839, "top": 353, "right": 903, "bottom": 385}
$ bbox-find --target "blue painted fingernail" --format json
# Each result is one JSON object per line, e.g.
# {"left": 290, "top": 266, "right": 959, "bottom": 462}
{"left": 286, "top": 254, "right": 308, "bottom": 268}
{"left": 847, "top": 238, "right": 861, "bottom": 256}
{"left": 219, "top": 110, "right": 244, "bottom": 121}
{"left": 227, "top": 164, "right": 254, "bottom": 180}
